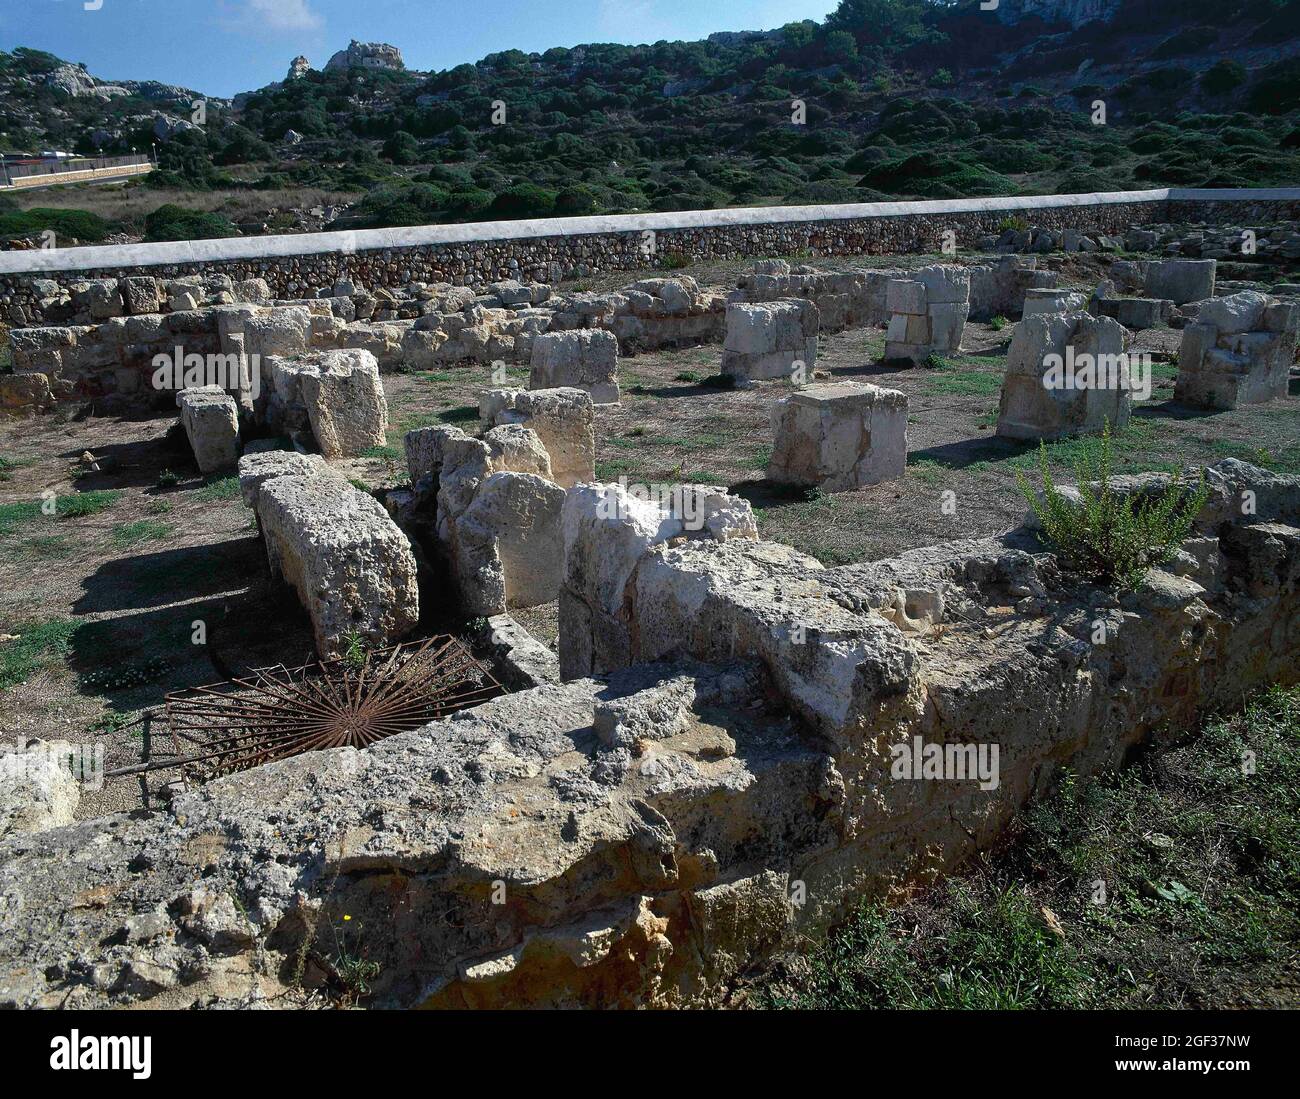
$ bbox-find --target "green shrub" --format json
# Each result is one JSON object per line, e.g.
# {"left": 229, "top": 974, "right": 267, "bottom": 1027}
{"left": 1016, "top": 422, "right": 1209, "bottom": 590}
{"left": 1202, "top": 59, "right": 1248, "bottom": 96}
{"left": 0, "top": 207, "right": 111, "bottom": 243}
{"left": 143, "top": 204, "right": 238, "bottom": 243}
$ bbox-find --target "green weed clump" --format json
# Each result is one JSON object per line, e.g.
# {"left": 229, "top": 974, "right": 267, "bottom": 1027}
{"left": 1017, "top": 421, "right": 1209, "bottom": 589}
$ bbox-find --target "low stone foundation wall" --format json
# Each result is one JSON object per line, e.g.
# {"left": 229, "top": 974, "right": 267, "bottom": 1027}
{"left": 0, "top": 459, "right": 1295, "bottom": 1009}
{"left": 4, "top": 189, "right": 1297, "bottom": 326}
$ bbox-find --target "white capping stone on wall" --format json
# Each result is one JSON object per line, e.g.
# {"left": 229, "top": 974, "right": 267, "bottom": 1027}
{"left": 4, "top": 189, "right": 1297, "bottom": 276}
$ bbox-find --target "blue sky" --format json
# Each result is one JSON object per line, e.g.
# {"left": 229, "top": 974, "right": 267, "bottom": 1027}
{"left": 5, "top": 0, "right": 839, "bottom": 98}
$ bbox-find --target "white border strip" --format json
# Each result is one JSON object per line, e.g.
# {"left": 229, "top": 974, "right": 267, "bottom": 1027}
{"left": 2, "top": 187, "right": 1296, "bottom": 276}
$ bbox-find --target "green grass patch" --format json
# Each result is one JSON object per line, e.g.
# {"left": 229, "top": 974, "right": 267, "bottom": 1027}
{"left": 111, "top": 520, "right": 176, "bottom": 548}
{"left": 0, "top": 619, "right": 80, "bottom": 691}
{"left": 195, "top": 475, "right": 241, "bottom": 501}
{"left": 56, "top": 489, "right": 125, "bottom": 519}
{"left": 0, "top": 489, "right": 124, "bottom": 538}
{"left": 924, "top": 369, "right": 1005, "bottom": 397}
{"left": 0, "top": 454, "right": 33, "bottom": 482}
{"left": 360, "top": 445, "right": 403, "bottom": 461}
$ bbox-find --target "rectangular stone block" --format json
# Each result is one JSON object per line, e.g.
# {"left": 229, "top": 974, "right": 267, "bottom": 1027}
{"left": 722, "top": 299, "right": 818, "bottom": 383}
{"left": 997, "top": 312, "right": 1132, "bottom": 440}
{"left": 177, "top": 386, "right": 240, "bottom": 474}
{"left": 769, "top": 382, "right": 908, "bottom": 492}
{"left": 257, "top": 474, "right": 419, "bottom": 658}
{"left": 529, "top": 329, "right": 620, "bottom": 405}
{"left": 886, "top": 280, "right": 926, "bottom": 316}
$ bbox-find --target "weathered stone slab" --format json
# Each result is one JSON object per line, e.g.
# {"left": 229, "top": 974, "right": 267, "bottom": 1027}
{"left": 996, "top": 311, "right": 1132, "bottom": 440}
{"left": 768, "top": 382, "right": 908, "bottom": 492}
{"left": 530, "top": 329, "right": 620, "bottom": 405}
{"left": 884, "top": 265, "right": 969, "bottom": 363}
{"left": 721, "top": 298, "right": 819, "bottom": 383}
{"left": 479, "top": 387, "right": 595, "bottom": 489}
{"left": 1175, "top": 290, "right": 1296, "bottom": 409}
{"left": 270, "top": 349, "right": 388, "bottom": 458}
{"left": 177, "top": 386, "right": 240, "bottom": 474}
{"left": 236, "top": 449, "right": 331, "bottom": 509}
{"left": 1144, "top": 258, "right": 1216, "bottom": 305}
{"left": 257, "top": 475, "right": 419, "bottom": 657}
{"left": 1022, "top": 288, "right": 1087, "bottom": 318}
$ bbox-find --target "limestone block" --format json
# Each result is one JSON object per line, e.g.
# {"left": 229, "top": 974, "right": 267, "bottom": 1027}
{"left": 177, "top": 386, "right": 240, "bottom": 474}
{"left": 529, "top": 329, "right": 620, "bottom": 405}
{"left": 480, "top": 387, "right": 595, "bottom": 489}
{"left": 768, "top": 382, "right": 909, "bottom": 492}
{"left": 1022, "top": 289, "right": 1088, "bottom": 318}
{"left": 405, "top": 423, "right": 470, "bottom": 494}
{"left": 996, "top": 312, "right": 1132, "bottom": 440}
{"left": 232, "top": 278, "right": 272, "bottom": 305}
{"left": 1175, "top": 291, "right": 1294, "bottom": 408}
{"left": 0, "top": 372, "right": 55, "bottom": 414}
{"left": 121, "top": 277, "right": 163, "bottom": 316}
{"left": 455, "top": 472, "right": 568, "bottom": 613}
{"left": 914, "top": 264, "right": 970, "bottom": 305}
{"left": 484, "top": 424, "right": 553, "bottom": 481}
{"left": 1196, "top": 290, "right": 1270, "bottom": 335}
{"left": 1093, "top": 297, "right": 1174, "bottom": 330}
{"left": 237, "top": 449, "right": 331, "bottom": 510}
{"left": 1144, "top": 258, "right": 1216, "bottom": 305}
{"left": 721, "top": 299, "right": 819, "bottom": 382}
{"left": 257, "top": 474, "right": 419, "bottom": 658}
{"left": 242, "top": 306, "right": 312, "bottom": 389}
{"left": 0, "top": 740, "right": 80, "bottom": 840}
{"left": 81, "top": 280, "right": 123, "bottom": 321}
{"left": 886, "top": 280, "right": 926, "bottom": 315}
{"left": 272, "top": 349, "right": 388, "bottom": 458}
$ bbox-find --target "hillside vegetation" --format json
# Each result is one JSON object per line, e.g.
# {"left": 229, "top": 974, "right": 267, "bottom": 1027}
{"left": 1, "top": 0, "right": 1299, "bottom": 240}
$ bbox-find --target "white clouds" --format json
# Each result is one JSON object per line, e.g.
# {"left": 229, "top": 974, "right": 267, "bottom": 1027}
{"left": 244, "top": 0, "right": 322, "bottom": 32}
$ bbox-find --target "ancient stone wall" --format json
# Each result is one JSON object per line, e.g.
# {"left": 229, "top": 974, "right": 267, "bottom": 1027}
{"left": 0, "top": 459, "right": 1295, "bottom": 1010}
{"left": 4, "top": 189, "right": 1296, "bottom": 326}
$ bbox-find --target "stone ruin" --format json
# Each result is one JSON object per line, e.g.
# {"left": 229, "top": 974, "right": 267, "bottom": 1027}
{"left": 735, "top": 260, "right": 892, "bottom": 332}
{"left": 177, "top": 386, "right": 240, "bottom": 474}
{"left": 478, "top": 387, "right": 597, "bottom": 490}
{"left": 995, "top": 311, "right": 1132, "bottom": 441}
{"left": 2, "top": 459, "right": 1292, "bottom": 1007}
{"left": 549, "top": 276, "right": 727, "bottom": 352}
{"left": 768, "top": 382, "right": 909, "bottom": 492}
{"left": 966, "top": 255, "right": 1058, "bottom": 321}
{"left": 529, "top": 329, "right": 621, "bottom": 405}
{"left": 721, "top": 299, "right": 819, "bottom": 384}
{"left": 1175, "top": 290, "right": 1299, "bottom": 410}
{"left": 396, "top": 388, "right": 596, "bottom": 617}
{"left": 236, "top": 450, "right": 420, "bottom": 658}
{"left": 1022, "top": 288, "right": 1088, "bottom": 319}
{"left": 2, "top": 214, "right": 1299, "bottom": 1009}
{"left": 884, "top": 265, "right": 971, "bottom": 364}
{"left": 265, "top": 348, "right": 388, "bottom": 459}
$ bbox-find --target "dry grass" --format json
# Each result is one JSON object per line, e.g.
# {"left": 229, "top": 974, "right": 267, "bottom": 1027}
{"left": 11, "top": 184, "right": 361, "bottom": 235}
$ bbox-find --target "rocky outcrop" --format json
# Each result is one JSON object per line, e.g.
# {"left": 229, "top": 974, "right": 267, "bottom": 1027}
{"left": 324, "top": 41, "right": 404, "bottom": 73}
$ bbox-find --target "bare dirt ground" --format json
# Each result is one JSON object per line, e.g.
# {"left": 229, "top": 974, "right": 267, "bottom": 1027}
{"left": 2, "top": 259, "right": 1297, "bottom": 816}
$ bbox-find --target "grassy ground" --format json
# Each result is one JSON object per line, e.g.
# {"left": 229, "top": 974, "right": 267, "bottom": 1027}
{"left": 752, "top": 685, "right": 1300, "bottom": 1010}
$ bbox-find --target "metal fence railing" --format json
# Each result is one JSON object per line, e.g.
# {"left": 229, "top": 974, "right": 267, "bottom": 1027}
{"left": 0, "top": 154, "right": 152, "bottom": 183}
